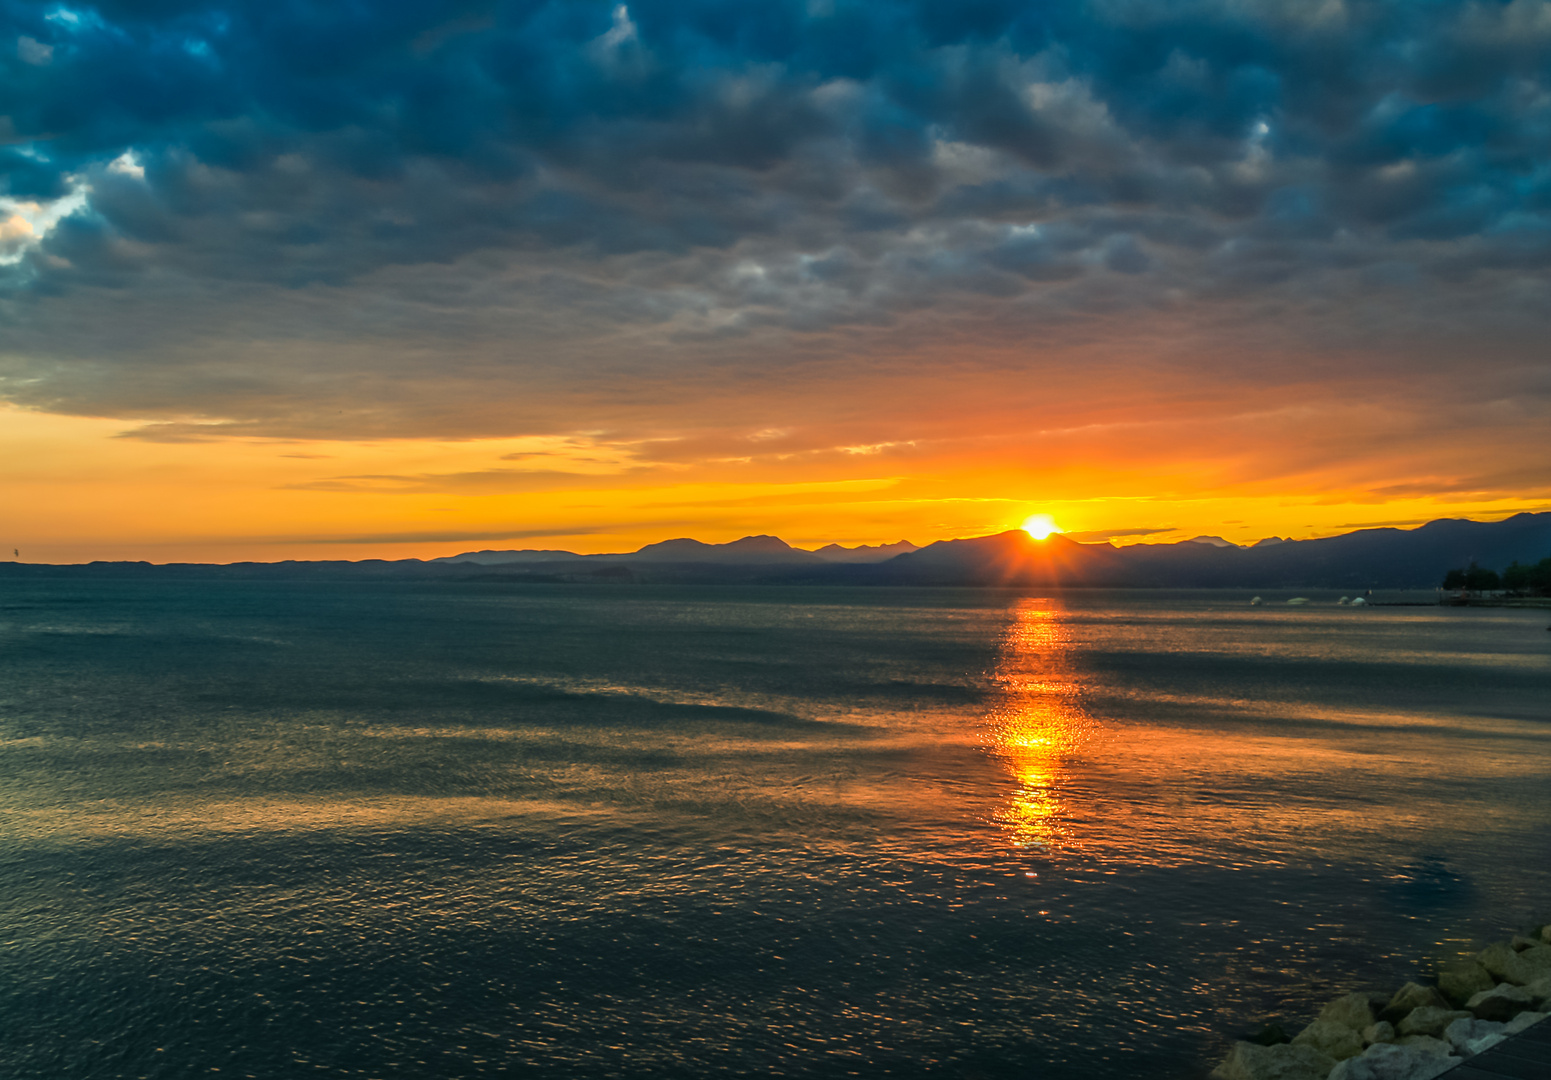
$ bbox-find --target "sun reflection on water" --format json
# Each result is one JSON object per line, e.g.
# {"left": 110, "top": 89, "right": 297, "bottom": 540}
{"left": 985, "top": 597, "right": 1096, "bottom": 853}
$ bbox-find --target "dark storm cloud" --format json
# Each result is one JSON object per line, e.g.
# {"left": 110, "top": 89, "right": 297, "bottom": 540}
{"left": 2, "top": 0, "right": 1551, "bottom": 430}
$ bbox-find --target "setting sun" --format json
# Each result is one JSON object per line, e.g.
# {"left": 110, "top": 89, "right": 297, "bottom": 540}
{"left": 1021, "top": 514, "right": 1061, "bottom": 540}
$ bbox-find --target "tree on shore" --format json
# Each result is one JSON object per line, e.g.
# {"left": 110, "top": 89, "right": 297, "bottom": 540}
{"left": 1502, "top": 557, "right": 1551, "bottom": 595}
{"left": 1444, "top": 557, "right": 1551, "bottom": 594}
{"left": 1442, "top": 562, "right": 1501, "bottom": 591}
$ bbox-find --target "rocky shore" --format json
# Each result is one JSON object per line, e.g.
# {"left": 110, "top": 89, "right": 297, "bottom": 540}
{"left": 1211, "top": 924, "right": 1551, "bottom": 1080}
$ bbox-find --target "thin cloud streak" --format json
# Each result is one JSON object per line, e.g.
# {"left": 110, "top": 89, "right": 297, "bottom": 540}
{"left": 269, "top": 527, "right": 617, "bottom": 546}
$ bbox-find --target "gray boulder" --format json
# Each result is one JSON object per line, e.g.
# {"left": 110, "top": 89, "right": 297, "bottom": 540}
{"left": 1211, "top": 1041, "right": 1338, "bottom": 1080}
{"left": 1436, "top": 959, "right": 1494, "bottom": 1007}
{"left": 1327, "top": 1042, "right": 1459, "bottom": 1080}
{"left": 1292, "top": 1019, "right": 1364, "bottom": 1060}
{"left": 1478, "top": 942, "right": 1520, "bottom": 982}
{"left": 1509, "top": 944, "right": 1551, "bottom": 984}
{"left": 1443, "top": 1016, "right": 1505, "bottom": 1057}
{"left": 1380, "top": 983, "right": 1449, "bottom": 1023}
{"left": 1475, "top": 941, "right": 1551, "bottom": 984}
{"left": 1396, "top": 1007, "right": 1471, "bottom": 1038}
{"left": 1541, "top": 924, "right": 1551, "bottom": 945}
{"left": 1320, "top": 992, "right": 1377, "bottom": 1031}
{"left": 1505, "top": 1010, "right": 1547, "bottom": 1034}
{"left": 1526, "top": 974, "right": 1551, "bottom": 1009}
{"left": 1361, "top": 1021, "right": 1396, "bottom": 1046}
{"left": 1466, "top": 983, "right": 1535, "bottom": 1022}
{"left": 1512, "top": 935, "right": 1541, "bottom": 951}
{"left": 1460, "top": 1031, "right": 1506, "bottom": 1057}
{"left": 1394, "top": 1035, "right": 1452, "bottom": 1055}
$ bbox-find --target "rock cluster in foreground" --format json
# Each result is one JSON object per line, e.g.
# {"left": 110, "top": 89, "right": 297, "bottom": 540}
{"left": 1211, "top": 923, "right": 1551, "bottom": 1080}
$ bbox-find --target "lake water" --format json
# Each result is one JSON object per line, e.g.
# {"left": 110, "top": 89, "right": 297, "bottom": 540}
{"left": 1, "top": 581, "right": 1548, "bottom": 1079}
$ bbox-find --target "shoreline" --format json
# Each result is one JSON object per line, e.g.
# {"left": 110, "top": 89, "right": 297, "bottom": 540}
{"left": 1435, "top": 597, "right": 1551, "bottom": 609}
{"left": 1212, "top": 925, "right": 1551, "bottom": 1079}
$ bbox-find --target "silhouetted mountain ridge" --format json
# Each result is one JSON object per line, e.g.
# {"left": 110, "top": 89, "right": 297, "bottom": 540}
{"left": 627, "top": 535, "right": 821, "bottom": 564}
{"left": 811, "top": 540, "right": 919, "bottom": 563}
{"left": 5, "top": 514, "right": 1547, "bottom": 588}
{"left": 859, "top": 513, "right": 1551, "bottom": 588}
{"left": 433, "top": 535, "right": 914, "bottom": 566}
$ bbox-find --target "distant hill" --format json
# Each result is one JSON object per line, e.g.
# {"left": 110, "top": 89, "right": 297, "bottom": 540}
{"left": 428, "top": 548, "right": 585, "bottom": 565}
{"left": 436, "top": 534, "right": 823, "bottom": 567}
{"left": 435, "top": 536, "right": 915, "bottom": 566}
{"left": 1098, "top": 512, "right": 1551, "bottom": 589}
{"left": 7, "top": 514, "right": 1549, "bottom": 588}
{"left": 860, "top": 512, "right": 1551, "bottom": 589}
{"left": 866, "top": 531, "right": 1111, "bottom": 585}
{"left": 811, "top": 541, "right": 919, "bottom": 563}
{"left": 625, "top": 535, "right": 821, "bottom": 564}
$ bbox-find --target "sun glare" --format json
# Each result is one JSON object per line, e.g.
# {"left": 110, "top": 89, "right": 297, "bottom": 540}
{"left": 1022, "top": 513, "right": 1060, "bottom": 540}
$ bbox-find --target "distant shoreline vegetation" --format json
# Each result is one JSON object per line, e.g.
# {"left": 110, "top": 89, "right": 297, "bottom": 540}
{"left": 1442, "top": 558, "right": 1551, "bottom": 596}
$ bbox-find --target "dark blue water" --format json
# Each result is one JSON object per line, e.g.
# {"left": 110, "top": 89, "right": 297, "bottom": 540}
{"left": 1, "top": 582, "right": 1548, "bottom": 1079}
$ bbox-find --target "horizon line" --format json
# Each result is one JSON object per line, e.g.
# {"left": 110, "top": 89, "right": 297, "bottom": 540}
{"left": 6, "top": 511, "right": 1547, "bottom": 568}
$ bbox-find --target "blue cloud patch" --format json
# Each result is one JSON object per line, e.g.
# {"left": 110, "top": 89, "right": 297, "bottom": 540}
{"left": 0, "top": 0, "right": 1548, "bottom": 430}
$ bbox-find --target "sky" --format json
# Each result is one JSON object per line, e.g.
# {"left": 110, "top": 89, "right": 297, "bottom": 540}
{"left": 3, "top": 0, "right": 1550, "bottom": 562}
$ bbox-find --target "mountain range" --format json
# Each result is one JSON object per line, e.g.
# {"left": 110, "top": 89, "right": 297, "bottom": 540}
{"left": 426, "top": 513, "right": 1551, "bottom": 588}
{"left": 432, "top": 537, "right": 918, "bottom": 566}
{"left": 865, "top": 514, "right": 1551, "bottom": 588}
{"left": 6, "top": 514, "right": 1548, "bottom": 589}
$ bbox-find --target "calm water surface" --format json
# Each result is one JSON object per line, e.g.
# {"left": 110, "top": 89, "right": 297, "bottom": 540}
{"left": 1, "top": 582, "right": 1548, "bottom": 1079}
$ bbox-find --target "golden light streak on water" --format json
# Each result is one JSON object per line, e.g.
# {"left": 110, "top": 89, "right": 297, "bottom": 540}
{"left": 984, "top": 597, "right": 1097, "bottom": 853}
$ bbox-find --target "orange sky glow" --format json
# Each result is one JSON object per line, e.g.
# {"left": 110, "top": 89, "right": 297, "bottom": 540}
{"left": 8, "top": 375, "right": 1545, "bottom": 563}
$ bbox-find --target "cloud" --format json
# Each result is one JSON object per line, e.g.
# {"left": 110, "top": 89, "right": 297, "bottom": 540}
{"left": 283, "top": 466, "right": 659, "bottom": 495}
{"left": 0, "top": 0, "right": 1545, "bottom": 462}
{"left": 17, "top": 35, "right": 51, "bottom": 65}
{"left": 273, "top": 527, "right": 612, "bottom": 545}
{"left": 1064, "top": 527, "right": 1174, "bottom": 543}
